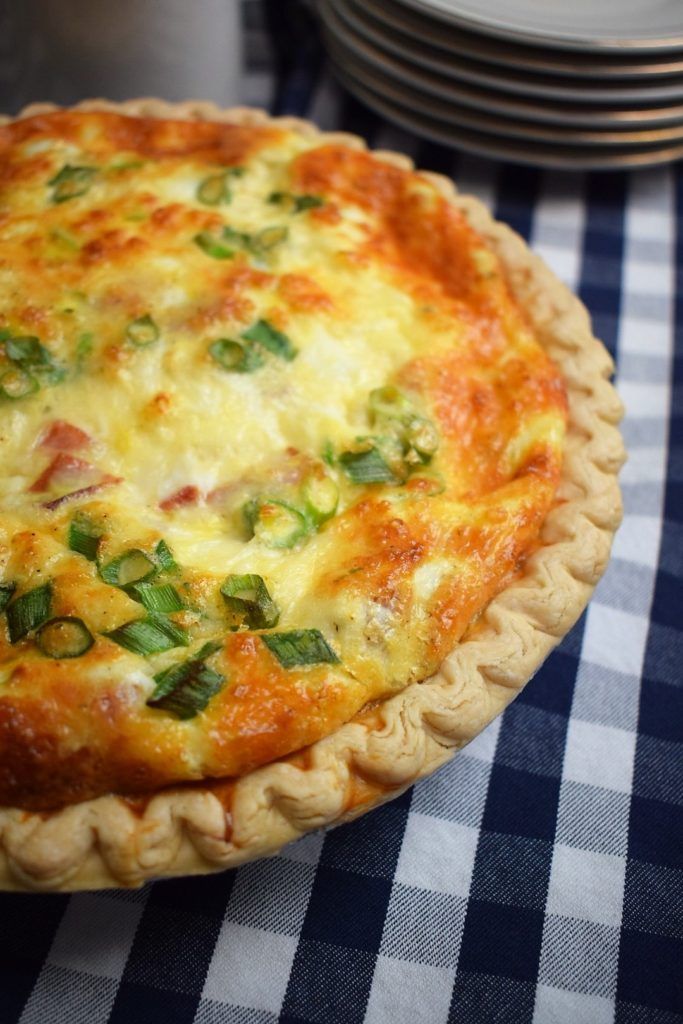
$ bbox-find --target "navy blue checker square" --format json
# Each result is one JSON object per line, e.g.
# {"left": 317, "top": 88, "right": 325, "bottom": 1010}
{"left": 299, "top": 865, "right": 391, "bottom": 953}
{"left": 628, "top": 796, "right": 683, "bottom": 869}
{"left": 456, "top": 900, "right": 545, "bottom": 983}
{"left": 482, "top": 765, "right": 561, "bottom": 842}
{"left": 280, "top": 940, "right": 376, "bottom": 1024}
{"left": 617, "top": 931, "right": 683, "bottom": 1016}
{"left": 493, "top": 703, "right": 568, "bottom": 778}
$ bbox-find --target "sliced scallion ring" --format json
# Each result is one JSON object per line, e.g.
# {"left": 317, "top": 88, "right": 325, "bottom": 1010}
{"left": 194, "top": 231, "right": 235, "bottom": 260}
{"left": 147, "top": 641, "right": 224, "bottom": 719}
{"left": 197, "top": 171, "right": 232, "bottom": 206}
{"left": 302, "top": 474, "right": 338, "bottom": 526}
{"left": 0, "top": 582, "right": 16, "bottom": 613}
{"left": 246, "top": 499, "right": 308, "bottom": 549}
{"left": 368, "top": 386, "right": 412, "bottom": 424}
{"left": 251, "top": 225, "right": 288, "bottom": 254}
{"left": 126, "top": 314, "right": 159, "bottom": 347}
{"left": 99, "top": 549, "right": 157, "bottom": 588}
{"left": 155, "top": 539, "right": 178, "bottom": 573}
{"left": 403, "top": 415, "right": 439, "bottom": 463}
{"left": 104, "top": 614, "right": 189, "bottom": 656}
{"left": 68, "top": 513, "right": 102, "bottom": 562}
{"left": 6, "top": 583, "right": 52, "bottom": 643}
{"left": 48, "top": 164, "right": 97, "bottom": 203}
{"left": 0, "top": 367, "right": 39, "bottom": 400}
{"left": 241, "top": 319, "right": 297, "bottom": 362}
{"left": 262, "top": 628, "right": 339, "bottom": 668}
{"left": 338, "top": 445, "right": 401, "bottom": 485}
{"left": 221, "top": 574, "right": 280, "bottom": 630}
{"left": 36, "top": 616, "right": 94, "bottom": 658}
{"left": 209, "top": 338, "right": 263, "bottom": 373}
{"left": 128, "top": 582, "right": 184, "bottom": 614}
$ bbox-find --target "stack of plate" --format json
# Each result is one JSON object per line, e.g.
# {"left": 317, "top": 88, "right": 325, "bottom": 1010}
{"left": 316, "top": 0, "right": 683, "bottom": 168}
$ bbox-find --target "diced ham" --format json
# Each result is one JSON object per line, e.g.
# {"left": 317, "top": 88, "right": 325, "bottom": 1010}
{"left": 38, "top": 420, "right": 91, "bottom": 452}
{"left": 42, "top": 477, "right": 121, "bottom": 511}
{"left": 30, "top": 453, "right": 100, "bottom": 493}
{"left": 159, "top": 485, "right": 201, "bottom": 511}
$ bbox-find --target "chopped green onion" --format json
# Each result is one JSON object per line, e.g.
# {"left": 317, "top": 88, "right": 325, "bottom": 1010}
{"left": 245, "top": 499, "right": 308, "bottom": 549}
{"left": 262, "top": 629, "right": 339, "bottom": 668}
{"left": 104, "top": 613, "right": 189, "bottom": 655}
{"left": 128, "top": 582, "right": 184, "bottom": 613}
{"left": 68, "top": 513, "right": 102, "bottom": 561}
{"left": 338, "top": 445, "right": 401, "bottom": 484}
{"left": 197, "top": 171, "right": 232, "bottom": 206}
{"left": 0, "top": 582, "right": 16, "bottom": 613}
{"left": 194, "top": 230, "right": 235, "bottom": 260}
{"left": 294, "top": 194, "right": 324, "bottom": 212}
{"left": 209, "top": 338, "right": 263, "bottom": 373}
{"left": 0, "top": 367, "right": 38, "bottom": 399}
{"left": 76, "top": 332, "right": 94, "bottom": 369}
{"left": 368, "top": 386, "right": 412, "bottom": 423}
{"left": 3, "top": 335, "right": 65, "bottom": 386}
{"left": 6, "top": 583, "right": 52, "bottom": 643}
{"left": 147, "top": 641, "right": 224, "bottom": 719}
{"left": 0, "top": 328, "right": 10, "bottom": 341}
{"left": 321, "top": 440, "right": 335, "bottom": 466}
{"left": 267, "top": 192, "right": 324, "bottom": 213}
{"left": 126, "top": 314, "right": 159, "bottom": 347}
{"left": 49, "top": 165, "right": 97, "bottom": 203}
{"left": 221, "top": 574, "right": 280, "bottom": 630}
{"left": 99, "top": 549, "right": 157, "bottom": 588}
{"left": 241, "top": 319, "right": 297, "bottom": 362}
{"left": 36, "top": 616, "right": 94, "bottom": 658}
{"left": 403, "top": 415, "right": 439, "bottom": 463}
{"left": 155, "top": 539, "right": 178, "bottom": 573}
{"left": 250, "top": 225, "right": 288, "bottom": 255}
{"left": 302, "top": 474, "right": 338, "bottom": 526}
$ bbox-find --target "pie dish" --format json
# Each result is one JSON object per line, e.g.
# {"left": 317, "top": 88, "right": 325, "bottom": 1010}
{"left": 0, "top": 99, "right": 624, "bottom": 892}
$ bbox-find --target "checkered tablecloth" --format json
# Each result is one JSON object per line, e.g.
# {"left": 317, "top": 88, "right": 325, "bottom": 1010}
{"left": 1, "top": 5, "right": 682, "bottom": 1023}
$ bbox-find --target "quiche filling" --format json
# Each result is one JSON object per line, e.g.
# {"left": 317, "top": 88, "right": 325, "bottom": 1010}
{"left": 0, "top": 111, "right": 567, "bottom": 810}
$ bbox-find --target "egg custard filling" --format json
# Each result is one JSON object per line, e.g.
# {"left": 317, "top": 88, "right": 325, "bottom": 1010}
{"left": 0, "top": 111, "right": 566, "bottom": 810}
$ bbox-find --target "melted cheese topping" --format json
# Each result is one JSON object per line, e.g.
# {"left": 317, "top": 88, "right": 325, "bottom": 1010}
{"left": 0, "top": 112, "right": 566, "bottom": 809}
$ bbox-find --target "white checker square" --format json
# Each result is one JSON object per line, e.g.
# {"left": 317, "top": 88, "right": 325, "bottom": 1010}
{"left": 395, "top": 812, "right": 479, "bottom": 898}
{"left": 462, "top": 714, "right": 501, "bottom": 765}
{"left": 581, "top": 602, "right": 649, "bottom": 677}
{"left": 364, "top": 955, "right": 454, "bottom": 1024}
{"left": 563, "top": 718, "right": 636, "bottom": 795}
{"left": 202, "top": 922, "right": 296, "bottom": 1014}
{"left": 380, "top": 884, "right": 467, "bottom": 968}
{"left": 19, "top": 965, "right": 117, "bottom": 1024}
{"left": 611, "top": 515, "right": 662, "bottom": 569}
{"left": 49, "top": 893, "right": 143, "bottom": 979}
{"left": 532, "top": 244, "right": 579, "bottom": 290}
{"left": 619, "top": 446, "right": 668, "bottom": 486}
{"left": 616, "top": 381, "right": 670, "bottom": 418}
{"left": 533, "top": 983, "right": 614, "bottom": 1024}
{"left": 618, "top": 316, "right": 671, "bottom": 357}
{"left": 622, "top": 260, "right": 672, "bottom": 298}
{"left": 545, "top": 844, "right": 626, "bottom": 927}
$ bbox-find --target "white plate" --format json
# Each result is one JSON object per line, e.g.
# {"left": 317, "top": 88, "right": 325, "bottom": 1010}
{"left": 329, "top": 61, "right": 683, "bottom": 168}
{"left": 322, "top": 27, "right": 683, "bottom": 147}
{"left": 356, "top": 0, "right": 683, "bottom": 79}
{"left": 319, "top": 0, "right": 683, "bottom": 105}
{"left": 331, "top": 0, "right": 683, "bottom": 126}
{"left": 398, "top": 0, "right": 683, "bottom": 52}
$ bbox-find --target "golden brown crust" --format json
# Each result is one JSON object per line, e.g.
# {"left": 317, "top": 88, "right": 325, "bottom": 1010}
{"left": 0, "top": 98, "right": 624, "bottom": 892}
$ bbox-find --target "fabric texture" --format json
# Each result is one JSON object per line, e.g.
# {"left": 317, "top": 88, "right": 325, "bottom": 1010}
{"left": 1, "top": 4, "right": 682, "bottom": 1021}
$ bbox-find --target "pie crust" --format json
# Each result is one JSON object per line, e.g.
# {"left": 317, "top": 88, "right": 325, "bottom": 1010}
{"left": 0, "top": 98, "right": 624, "bottom": 892}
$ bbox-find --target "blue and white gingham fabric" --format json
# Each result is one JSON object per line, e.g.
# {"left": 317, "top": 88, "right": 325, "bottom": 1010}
{"left": 1, "top": 5, "right": 682, "bottom": 1023}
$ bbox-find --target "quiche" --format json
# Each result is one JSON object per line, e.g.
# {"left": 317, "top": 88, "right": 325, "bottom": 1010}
{"left": 0, "top": 100, "right": 623, "bottom": 892}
